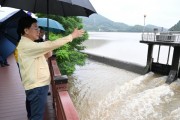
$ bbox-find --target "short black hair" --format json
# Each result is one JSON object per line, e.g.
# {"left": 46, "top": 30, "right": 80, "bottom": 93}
{"left": 17, "top": 16, "right": 37, "bottom": 39}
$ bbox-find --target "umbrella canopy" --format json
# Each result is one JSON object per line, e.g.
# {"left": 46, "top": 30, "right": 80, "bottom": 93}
{"left": 0, "top": 35, "right": 16, "bottom": 59}
{"left": 0, "top": 9, "right": 28, "bottom": 58}
{"left": 0, "top": 0, "right": 96, "bottom": 17}
{"left": 0, "top": 0, "right": 96, "bottom": 39}
{"left": 0, "top": 0, "right": 96, "bottom": 57}
{"left": 37, "top": 18, "right": 65, "bottom": 33}
{"left": 0, "top": 9, "right": 28, "bottom": 45}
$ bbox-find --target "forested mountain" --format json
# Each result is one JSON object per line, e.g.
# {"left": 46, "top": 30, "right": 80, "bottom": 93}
{"left": 169, "top": 20, "right": 180, "bottom": 31}
{"left": 80, "top": 14, "right": 167, "bottom": 32}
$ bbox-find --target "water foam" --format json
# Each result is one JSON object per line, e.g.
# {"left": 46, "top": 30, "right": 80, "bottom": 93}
{"left": 87, "top": 72, "right": 158, "bottom": 119}
{"left": 119, "top": 85, "right": 174, "bottom": 120}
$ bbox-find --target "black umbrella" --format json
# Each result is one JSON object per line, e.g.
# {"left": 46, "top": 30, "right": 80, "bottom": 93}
{"left": 0, "top": 0, "right": 96, "bottom": 39}
{"left": 0, "top": 9, "right": 28, "bottom": 45}
{"left": 0, "top": 9, "right": 28, "bottom": 58}
{"left": 0, "top": 0, "right": 96, "bottom": 17}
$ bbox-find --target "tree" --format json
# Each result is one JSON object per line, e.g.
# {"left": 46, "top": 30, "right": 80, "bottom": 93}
{"left": 36, "top": 14, "right": 88, "bottom": 75}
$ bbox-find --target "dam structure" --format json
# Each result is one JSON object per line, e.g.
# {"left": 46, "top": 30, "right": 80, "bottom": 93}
{"left": 140, "top": 31, "right": 180, "bottom": 84}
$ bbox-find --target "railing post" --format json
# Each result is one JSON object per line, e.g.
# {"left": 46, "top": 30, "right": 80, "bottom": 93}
{"left": 54, "top": 75, "right": 68, "bottom": 92}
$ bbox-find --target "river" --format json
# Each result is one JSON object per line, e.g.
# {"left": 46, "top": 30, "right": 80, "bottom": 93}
{"left": 68, "top": 32, "right": 180, "bottom": 120}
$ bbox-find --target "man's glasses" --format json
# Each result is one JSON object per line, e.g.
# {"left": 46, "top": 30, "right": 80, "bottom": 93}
{"left": 30, "top": 27, "right": 40, "bottom": 31}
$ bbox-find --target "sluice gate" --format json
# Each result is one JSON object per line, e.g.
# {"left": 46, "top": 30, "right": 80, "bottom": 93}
{"left": 140, "top": 31, "right": 180, "bottom": 84}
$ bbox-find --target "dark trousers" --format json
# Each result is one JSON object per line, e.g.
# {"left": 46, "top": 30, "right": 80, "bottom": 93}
{"left": 25, "top": 85, "right": 49, "bottom": 120}
{"left": 0, "top": 57, "right": 8, "bottom": 66}
{"left": 0, "top": 58, "right": 8, "bottom": 64}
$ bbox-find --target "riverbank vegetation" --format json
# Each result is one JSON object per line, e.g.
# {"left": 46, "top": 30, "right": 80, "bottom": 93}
{"left": 37, "top": 14, "right": 88, "bottom": 75}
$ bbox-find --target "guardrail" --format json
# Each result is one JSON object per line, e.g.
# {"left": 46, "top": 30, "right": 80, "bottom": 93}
{"left": 48, "top": 55, "right": 79, "bottom": 120}
{"left": 142, "top": 31, "right": 180, "bottom": 42}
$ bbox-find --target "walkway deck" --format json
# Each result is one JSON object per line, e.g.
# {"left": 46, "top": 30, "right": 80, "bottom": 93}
{"left": 0, "top": 55, "right": 55, "bottom": 120}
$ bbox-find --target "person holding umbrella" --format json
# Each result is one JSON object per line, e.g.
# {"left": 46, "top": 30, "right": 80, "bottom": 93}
{"left": 34, "top": 26, "right": 52, "bottom": 61}
{"left": 34, "top": 26, "right": 52, "bottom": 96}
{"left": 17, "top": 16, "right": 84, "bottom": 120}
{"left": 34, "top": 26, "right": 46, "bottom": 43}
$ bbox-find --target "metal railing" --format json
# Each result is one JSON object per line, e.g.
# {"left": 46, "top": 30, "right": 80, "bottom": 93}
{"left": 142, "top": 31, "right": 180, "bottom": 43}
{"left": 48, "top": 55, "right": 79, "bottom": 120}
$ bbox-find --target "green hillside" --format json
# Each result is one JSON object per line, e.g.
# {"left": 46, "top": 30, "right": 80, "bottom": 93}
{"left": 169, "top": 20, "right": 180, "bottom": 31}
{"left": 80, "top": 14, "right": 167, "bottom": 32}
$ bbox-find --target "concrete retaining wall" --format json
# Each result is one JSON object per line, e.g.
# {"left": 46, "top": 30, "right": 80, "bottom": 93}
{"left": 85, "top": 53, "right": 146, "bottom": 75}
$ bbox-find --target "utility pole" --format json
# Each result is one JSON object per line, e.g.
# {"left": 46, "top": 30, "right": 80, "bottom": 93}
{"left": 143, "top": 14, "right": 146, "bottom": 33}
{"left": 142, "top": 14, "right": 146, "bottom": 40}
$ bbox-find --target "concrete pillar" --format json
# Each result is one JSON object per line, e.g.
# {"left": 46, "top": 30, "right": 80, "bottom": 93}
{"left": 145, "top": 44, "right": 153, "bottom": 72}
{"left": 171, "top": 47, "right": 180, "bottom": 70}
{"left": 166, "top": 47, "right": 180, "bottom": 84}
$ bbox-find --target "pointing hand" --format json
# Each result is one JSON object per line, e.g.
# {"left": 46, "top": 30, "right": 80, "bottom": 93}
{"left": 71, "top": 28, "right": 85, "bottom": 39}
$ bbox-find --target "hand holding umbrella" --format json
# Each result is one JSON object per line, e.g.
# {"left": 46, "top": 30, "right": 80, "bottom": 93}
{"left": 71, "top": 28, "right": 85, "bottom": 39}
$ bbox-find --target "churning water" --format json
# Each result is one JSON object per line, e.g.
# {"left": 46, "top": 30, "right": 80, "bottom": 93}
{"left": 68, "top": 32, "right": 180, "bottom": 120}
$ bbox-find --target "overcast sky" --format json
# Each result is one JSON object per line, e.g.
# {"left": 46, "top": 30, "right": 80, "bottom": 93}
{"left": 90, "top": 0, "right": 180, "bottom": 28}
